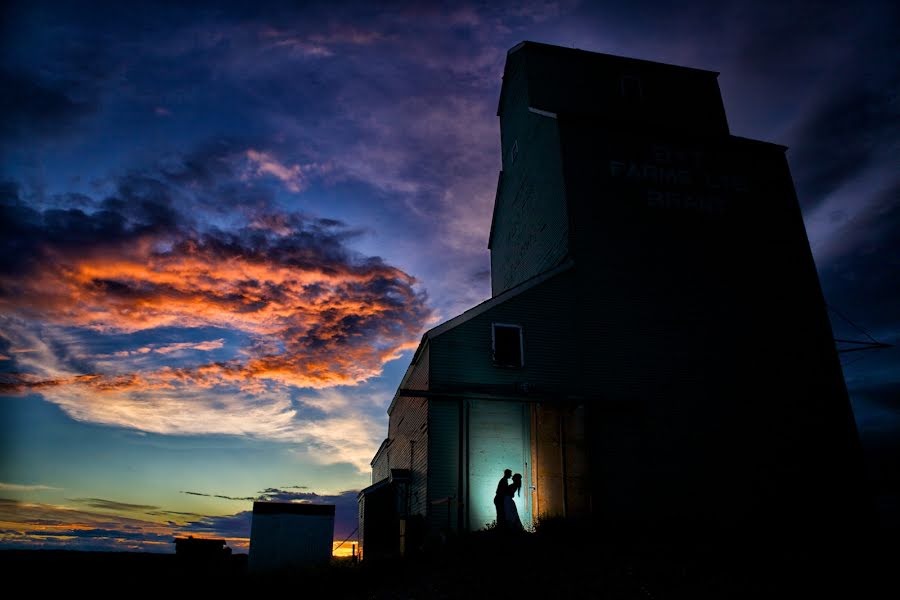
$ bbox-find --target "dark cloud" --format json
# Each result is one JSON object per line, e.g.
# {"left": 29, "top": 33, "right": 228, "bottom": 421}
{"left": 181, "top": 486, "right": 360, "bottom": 538}
{"left": 181, "top": 491, "right": 256, "bottom": 501}
{"left": 790, "top": 74, "right": 900, "bottom": 208}
{"left": 0, "top": 152, "right": 432, "bottom": 397}
{"left": 71, "top": 498, "right": 159, "bottom": 512}
{"left": 23, "top": 527, "right": 172, "bottom": 543}
{"left": 179, "top": 510, "right": 252, "bottom": 540}
{"left": 0, "top": 69, "right": 97, "bottom": 140}
{"left": 259, "top": 488, "right": 360, "bottom": 539}
{"left": 0, "top": 497, "right": 176, "bottom": 552}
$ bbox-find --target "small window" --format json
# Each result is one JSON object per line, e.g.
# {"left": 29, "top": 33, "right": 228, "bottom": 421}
{"left": 510, "top": 139, "right": 518, "bottom": 164}
{"left": 621, "top": 76, "right": 642, "bottom": 101}
{"left": 492, "top": 323, "right": 523, "bottom": 367}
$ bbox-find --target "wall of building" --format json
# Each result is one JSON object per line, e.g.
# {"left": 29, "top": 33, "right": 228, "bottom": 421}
{"left": 490, "top": 51, "right": 569, "bottom": 296}
{"left": 358, "top": 483, "right": 395, "bottom": 560}
{"left": 555, "top": 115, "right": 868, "bottom": 539}
{"left": 386, "top": 345, "right": 430, "bottom": 519}
{"left": 530, "top": 401, "right": 591, "bottom": 522}
{"left": 427, "top": 398, "right": 460, "bottom": 534}
{"left": 429, "top": 268, "right": 578, "bottom": 393}
{"left": 467, "top": 398, "right": 532, "bottom": 531}
{"left": 249, "top": 510, "right": 333, "bottom": 571}
{"left": 518, "top": 42, "right": 729, "bottom": 138}
{"left": 371, "top": 442, "right": 391, "bottom": 484}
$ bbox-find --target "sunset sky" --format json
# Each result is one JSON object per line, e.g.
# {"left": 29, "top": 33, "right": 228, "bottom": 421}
{"left": 2, "top": 0, "right": 898, "bottom": 553}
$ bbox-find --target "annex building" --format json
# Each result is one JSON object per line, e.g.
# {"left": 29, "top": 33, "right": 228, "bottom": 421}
{"left": 357, "top": 41, "right": 868, "bottom": 559}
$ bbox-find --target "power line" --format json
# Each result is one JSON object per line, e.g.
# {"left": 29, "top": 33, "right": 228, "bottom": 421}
{"left": 333, "top": 526, "right": 358, "bottom": 554}
{"left": 827, "top": 304, "right": 879, "bottom": 344}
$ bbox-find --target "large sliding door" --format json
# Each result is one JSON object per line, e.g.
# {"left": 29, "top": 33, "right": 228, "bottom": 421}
{"left": 467, "top": 399, "right": 532, "bottom": 531}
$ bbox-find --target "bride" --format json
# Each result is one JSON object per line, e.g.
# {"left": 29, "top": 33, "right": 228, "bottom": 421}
{"left": 504, "top": 473, "right": 524, "bottom": 532}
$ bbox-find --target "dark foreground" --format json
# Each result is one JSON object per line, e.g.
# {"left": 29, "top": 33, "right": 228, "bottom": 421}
{"left": 2, "top": 526, "right": 896, "bottom": 598}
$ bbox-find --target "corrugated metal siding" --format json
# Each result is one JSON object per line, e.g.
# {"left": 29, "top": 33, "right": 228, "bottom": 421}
{"left": 427, "top": 398, "right": 459, "bottom": 533}
{"left": 430, "top": 269, "right": 577, "bottom": 391}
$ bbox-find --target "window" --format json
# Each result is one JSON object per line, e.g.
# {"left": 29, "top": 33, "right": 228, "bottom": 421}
{"left": 510, "top": 139, "right": 518, "bottom": 165}
{"left": 492, "top": 323, "right": 523, "bottom": 367}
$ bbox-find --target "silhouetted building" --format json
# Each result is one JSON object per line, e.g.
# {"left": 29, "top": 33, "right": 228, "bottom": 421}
{"left": 249, "top": 501, "right": 334, "bottom": 572}
{"left": 359, "top": 41, "right": 869, "bottom": 557}
{"left": 174, "top": 536, "right": 231, "bottom": 558}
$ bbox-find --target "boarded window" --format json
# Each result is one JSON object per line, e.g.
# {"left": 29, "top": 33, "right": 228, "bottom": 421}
{"left": 492, "top": 323, "right": 523, "bottom": 367}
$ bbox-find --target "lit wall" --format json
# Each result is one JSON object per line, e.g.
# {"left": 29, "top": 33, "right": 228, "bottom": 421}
{"left": 467, "top": 399, "right": 532, "bottom": 530}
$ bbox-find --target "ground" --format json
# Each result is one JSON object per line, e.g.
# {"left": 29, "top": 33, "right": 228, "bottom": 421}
{"left": 2, "top": 523, "right": 895, "bottom": 597}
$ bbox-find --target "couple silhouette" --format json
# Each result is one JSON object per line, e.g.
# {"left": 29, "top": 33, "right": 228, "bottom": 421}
{"left": 492, "top": 468, "right": 524, "bottom": 532}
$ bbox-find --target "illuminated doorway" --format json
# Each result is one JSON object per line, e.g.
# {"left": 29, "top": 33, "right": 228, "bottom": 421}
{"left": 466, "top": 399, "right": 532, "bottom": 530}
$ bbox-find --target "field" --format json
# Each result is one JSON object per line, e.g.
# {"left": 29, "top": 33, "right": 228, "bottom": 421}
{"left": 2, "top": 523, "right": 895, "bottom": 597}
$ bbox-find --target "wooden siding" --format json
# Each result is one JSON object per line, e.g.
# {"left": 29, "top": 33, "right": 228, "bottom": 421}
{"left": 531, "top": 402, "right": 591, "bottom": 522}
{"left": 427, "top": 398, "right": 460, "bottom": 533}
{"left": 371, "top": 443, "right": 391, "bottom": 484}
{"left": 430, "top": 268, "right": 577, "bottom": 392}
{"left": 385, "top": 344, "right": 429, "bottom": 519}
{"left": 491, "top": 57, "right": 568, "bottom": 296}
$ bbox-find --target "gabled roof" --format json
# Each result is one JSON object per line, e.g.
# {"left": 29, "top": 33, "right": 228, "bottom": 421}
{"left": 427, "top": 258, "right": 574, "bottom": 339}
{"left": 358, "top": 477, "right": 390, "bottom": 499}
{"left": 387, "top": 258, "right": 575, "bottom": 415}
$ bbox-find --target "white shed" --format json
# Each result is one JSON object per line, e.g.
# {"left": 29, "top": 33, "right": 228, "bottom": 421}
{"left": 249, "top": 501, "right": 335, "bottom": 572}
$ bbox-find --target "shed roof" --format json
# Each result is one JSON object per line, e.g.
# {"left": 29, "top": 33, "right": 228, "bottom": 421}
{"left": 252, "top": 501, "right": 335, "bottom": 516}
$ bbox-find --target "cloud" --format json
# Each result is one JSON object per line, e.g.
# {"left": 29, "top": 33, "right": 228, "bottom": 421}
{"left": 0, "top": 497, "right": 247, "bottom": 553}
{"left": 181, "top": 486, "right": 360, "bottom": 539}
{"left": 0, "top": 198, "right": 429, "bottom": 390}
{"left": 0, "top": 498, "right": 178, "bottom": 552}
{"left": 70, "top": 498, "right": 160, "bottom": 512}
{"left": 242, "top": 148, "right": 326, "bottom": 193}
{"left": 181, "top": 491, "right": 257, "bottom": 501}
{"left": 92, "top": 339, "right": 226, "bottom": 358}
{"left": 180, "top": 510, "right": 253, "bottom": 542}
{"left": 258, "top": 23, "right": 387, "bottom": 58}
{"left": 0, "top": 483, "right": 361, "bottom": 553}
{"left": 0, "top": 69, "right": 96, "bottom": 140}
{"left": 0, "top": 160, "right": 430, "bottom": 470}
{"left": 0, "top": 482, "right": 60, "bottom": 492}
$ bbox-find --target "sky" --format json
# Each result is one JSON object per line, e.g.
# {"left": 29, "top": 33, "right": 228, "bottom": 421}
{"left": 1, "top": 0, "right": 898, "bottom": 553}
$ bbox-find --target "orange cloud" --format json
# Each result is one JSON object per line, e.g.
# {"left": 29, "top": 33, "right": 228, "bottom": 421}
{"left": 1, "top": 220, "right": 429, "bottom": 388}
{"left": 0, "top": 498, "right": 249, "bottom": 553}
{"left": 244, "top": 149, "right": 306, "bottom": 191}
{"left": 0, "top": 208, "right": 429, "bottom": 469}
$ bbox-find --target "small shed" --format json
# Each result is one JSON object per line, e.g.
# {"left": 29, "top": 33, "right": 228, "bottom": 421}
{"left": 249, "top": 501, "right": 335, "bottom": 572}
{"left": 173, "top": 536, "right": 231, "bottom": 559}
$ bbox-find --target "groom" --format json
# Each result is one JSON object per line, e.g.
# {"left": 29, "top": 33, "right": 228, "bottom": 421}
{"left": 493, "top": 468, "right": 512, "bottom": 529}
